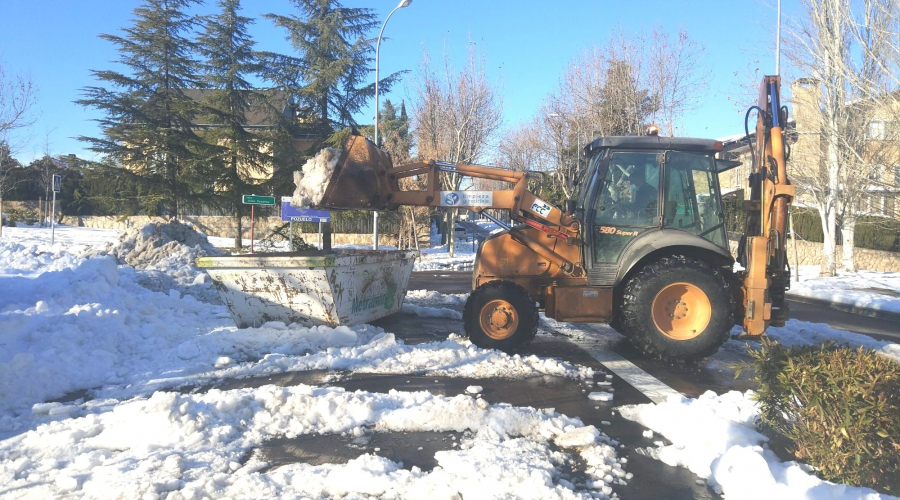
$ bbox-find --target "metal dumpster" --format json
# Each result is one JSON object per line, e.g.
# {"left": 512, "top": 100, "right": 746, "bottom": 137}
{"left": 196, "top": 249, "right": 418, "bottom": 328}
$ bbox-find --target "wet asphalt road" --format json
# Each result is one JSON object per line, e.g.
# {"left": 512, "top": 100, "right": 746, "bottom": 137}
{"left": 192, "top": 270, "right": 894, "bottom": 499}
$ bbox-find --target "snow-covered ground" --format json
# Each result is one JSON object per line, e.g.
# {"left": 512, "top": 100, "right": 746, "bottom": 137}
{"left": 3, "top": 224, "right": 899, "bottom": 499}
{"left": 789, "top": 265, "right": 900, "bottom": 315}
{"left": 1, "top": 224, "right": 626, "bottom": 499}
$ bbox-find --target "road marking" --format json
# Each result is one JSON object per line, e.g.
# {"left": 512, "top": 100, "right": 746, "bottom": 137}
{"left": 542, "top": 319, "right": 682, "bottom": 404}
{"left": 576, "top": 340, "right": 682, "bottom": 404}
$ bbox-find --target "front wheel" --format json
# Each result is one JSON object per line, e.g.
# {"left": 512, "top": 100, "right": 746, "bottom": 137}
{"left": 619, "top": 255, "right": 733, "bottom": 362}
{"left": 464, "top": 280, "right": 538, "bottom": 353}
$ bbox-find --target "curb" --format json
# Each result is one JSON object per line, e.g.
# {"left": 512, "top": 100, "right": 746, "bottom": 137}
{"left": 785, "top": 293, "right": 900, "bottom": 323}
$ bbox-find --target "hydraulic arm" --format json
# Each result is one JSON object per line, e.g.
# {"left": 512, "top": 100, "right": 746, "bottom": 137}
{"left": 317, "top": 134, "right": 584, "bottom": 276}
{"left": 739, "top": 75, "right": 795, "bottom": 336}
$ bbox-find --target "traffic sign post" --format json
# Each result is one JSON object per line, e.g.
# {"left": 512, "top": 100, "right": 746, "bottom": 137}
{"left": 51, "top": 175, "right": 61, "bottom": 245}
{"left": 243, "top": 194, "right": 276, "bottom": 253}
{"left": 281, "top": 197, "right": 330, "bottom": 250}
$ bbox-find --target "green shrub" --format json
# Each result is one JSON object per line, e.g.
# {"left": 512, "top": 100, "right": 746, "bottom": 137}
{"left": 855, "top": 217, "right": 900, "bottom": 253}
{"left": 747, "top": 341, "right": 900, "bottom": 492}
{"left": 791, "top": 207, "right": 825, "bottom": 243}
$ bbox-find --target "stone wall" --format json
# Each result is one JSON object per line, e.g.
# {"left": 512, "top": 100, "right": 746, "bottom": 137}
{"left": 728, "top": 238, "right": 900, "bottom": 272}
{"left": 72, "top": 215, "right": 400, "bottom": 247}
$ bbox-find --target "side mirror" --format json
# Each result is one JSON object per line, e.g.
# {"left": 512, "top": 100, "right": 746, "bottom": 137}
{"left": 564, "top": 199, "right": 576, "bottom": 216}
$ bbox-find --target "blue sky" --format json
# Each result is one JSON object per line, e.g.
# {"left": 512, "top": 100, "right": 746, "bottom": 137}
{"left": 0, "top": 0, "right": 787, "bottom": 163}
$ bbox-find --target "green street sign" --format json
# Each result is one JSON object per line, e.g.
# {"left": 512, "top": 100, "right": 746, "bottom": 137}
{"left": 242, "top": 195, "right": 276, "bottom": 206}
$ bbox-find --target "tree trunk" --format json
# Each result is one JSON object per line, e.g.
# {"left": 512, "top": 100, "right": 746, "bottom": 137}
{"left": 818, "top": 206, "right": 837, "bottom": 277}
{"left": 234, "top": 198, "right": 243, "bottom": 249}
{"left": 0, "top": 193, "right": 4, "bottom": 239}
{"left": 841, "top": 216, "right": 856, "bottom": 272}
{"left": 233, "top": 154, "right": 242, "bottom": 249}
{"left": 447, "top": 208, "right": 456, "bottom": 257}
{"left": 408, "top": 208, "right": 420, "bottom": 251}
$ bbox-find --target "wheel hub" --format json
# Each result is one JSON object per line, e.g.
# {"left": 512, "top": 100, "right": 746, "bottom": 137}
{"left": 651, "top": 282, "right": 711, "bottom": 341}
{"left": 479, "top": 299, "right": 520, "bottom": 340}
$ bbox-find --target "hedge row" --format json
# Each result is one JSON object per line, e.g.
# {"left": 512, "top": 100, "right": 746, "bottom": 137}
{"left": 747, "top": 341, "right": 900, "bottom": 493}
{"left": 723, "top": 198, "right": 900, "bottom": 252}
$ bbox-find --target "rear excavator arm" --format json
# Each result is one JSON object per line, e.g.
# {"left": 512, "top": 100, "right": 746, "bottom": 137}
{"left": 738, "top": 75, "right": 795, "bottom": 336}
{"left": 316, "top": 133, "right": 584, "bottom": 276}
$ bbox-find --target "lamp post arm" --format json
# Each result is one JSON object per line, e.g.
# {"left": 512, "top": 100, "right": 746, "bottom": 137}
{"left": 374, "top": 5, "right": 402, "bottom": 147}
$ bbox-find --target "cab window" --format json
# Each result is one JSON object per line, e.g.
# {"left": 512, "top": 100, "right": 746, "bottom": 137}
{"left": 663, "top": 152, "right": 727, "bottom": 247}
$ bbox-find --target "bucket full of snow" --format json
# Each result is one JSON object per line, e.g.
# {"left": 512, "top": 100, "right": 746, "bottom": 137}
{"left": 292, "top": 133, "right": 399, "bottom": 211}
{"left": 196, "top": 249, "right": 418, "bottom": 328}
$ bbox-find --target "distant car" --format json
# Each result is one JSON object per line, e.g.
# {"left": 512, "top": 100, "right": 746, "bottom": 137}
{"left": 454, "top": 223, "right": 469, "bottom": 240}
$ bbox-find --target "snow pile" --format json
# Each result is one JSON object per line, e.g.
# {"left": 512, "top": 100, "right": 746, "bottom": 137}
{"left": 292, "top": 147, "right": 342, "bottom": 207}
{"left": 86, "top": 220, "right": 224, "bottom": 301}
{"left": 0, "top": 385, "right": 625, "bottom": 499}
{"left": 619, "top": 390, "right": 896, "bottom": 500}
{"left": 789, "top": 267, "right": 900, "bottom": 315}
{"left": 406, "top": 289, "right": 469, "bottom": 307}
{"left": 0, "top": 241, "right": 84, "bottom": 276}
{"left": 108, "top": 220, "right": 223, "bottom": 270}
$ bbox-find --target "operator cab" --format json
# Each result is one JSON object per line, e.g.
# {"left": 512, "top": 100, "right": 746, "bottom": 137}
{"left": 576, "top": 136, "right": 738, "bottom": 286}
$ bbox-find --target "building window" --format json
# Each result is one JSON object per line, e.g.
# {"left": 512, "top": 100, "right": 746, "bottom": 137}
{"left": 894, "top": 165, "right": 900, "bottom": 188}
{"left": 868, "top": 164, "right": 885, "bottom": 181}
{"left": 867, "top": 121, "right": 886, "bottom": 140}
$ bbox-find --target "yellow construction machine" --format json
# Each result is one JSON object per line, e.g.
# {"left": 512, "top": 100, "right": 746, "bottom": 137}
{"left": 309, "top": 76, "right": 794, "bottom": 361}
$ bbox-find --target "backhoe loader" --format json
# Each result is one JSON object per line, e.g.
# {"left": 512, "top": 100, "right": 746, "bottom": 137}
{"left": 303, "top": 76, "right": 794, "bottom": 362}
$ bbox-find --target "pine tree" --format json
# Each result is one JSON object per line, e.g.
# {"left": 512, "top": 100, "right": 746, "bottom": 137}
{"left": 378, "top": 99, "right": 411, "bottom": 163}
{"left": 261, "top": 0, "right": 406, "bottom": 141}
{"left": 77, "top": 0, "right": 207, "bottom": 218}
{"left": 197, "top": 0, "right": 272, "bottom": 248}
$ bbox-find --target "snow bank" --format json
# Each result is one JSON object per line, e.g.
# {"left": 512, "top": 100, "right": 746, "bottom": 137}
{"left": 725, "top": 319, "right": 900, "bottom": 363}
{"left": 0, "top": 240, "right": 592, "bottom": 436}
{"left": 406, "top": 289, "right": 469, "bottom": 307}
{"left": 619, "top": 390, "right": 897, "bottom": 500}
{"left": 0, "top": 384, "right": 625, "bottom": 499}
{"left": 790, "top": 267, "right": 900, "bottom": 315}
{"left": 0, "top": 241, "right": 83, "bottom": 276}
{"left": 205, "top": 332, "right": 594, "bottom": 383}
{"left": 292, "top": 147, "right": 342, "bottom": 207}
{"left": 84, "top": 220, "right": 224, "bottom": 302}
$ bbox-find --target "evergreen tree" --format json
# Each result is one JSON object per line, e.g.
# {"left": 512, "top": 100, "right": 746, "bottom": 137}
{"left": 261, "top": 0, "right": 406, "bottom": 142}
{"left": 77, "top": 0, "right": 207, "bottom": 217}
{"left": 379, "top": 99, "right": 411, "bottom": 163}
{"left": 197, "top": 0, "right": 272, "bottom": 248}
{"left": 598, "top": 60, "right": 657, "bottom": 135}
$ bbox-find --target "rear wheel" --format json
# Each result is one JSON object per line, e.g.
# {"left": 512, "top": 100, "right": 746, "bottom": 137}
{"left": 464, "top": 280, "right": 538, "bottom": 352}
{"left": 619, "top": 255, "right": 733, "bottom": 362}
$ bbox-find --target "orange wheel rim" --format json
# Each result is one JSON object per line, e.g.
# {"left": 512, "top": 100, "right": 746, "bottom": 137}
{"left": 479, "top": 299, "right": 519, "bottom": 340}
{"left": 651, "top": 282, "right": 711, "bottom": 340}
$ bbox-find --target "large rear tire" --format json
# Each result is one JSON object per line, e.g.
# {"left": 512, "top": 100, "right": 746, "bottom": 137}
{"left": 620, "top": 255, "right": 733, "bottom": 362}
{"left": 464, "top": 281, "right": 538, "bottom": 353}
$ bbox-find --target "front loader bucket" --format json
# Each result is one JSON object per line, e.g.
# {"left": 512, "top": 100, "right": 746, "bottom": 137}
{"left": 317, "top": 134, "right": 399, "bottom": 210}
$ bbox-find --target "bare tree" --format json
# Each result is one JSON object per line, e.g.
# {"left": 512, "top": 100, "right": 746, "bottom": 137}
{"left": 787, "top": 0, "right": 900, "bottom": 274}
{"left": 0, "top": 65, "right": 36, "bottom": 137}
{"left": 536, "top": 26, "right": 706, "bottom": 199}
{"left": 786, "top": 0, "right": 853, "bottom": 276}
{"left": 411, "top": 43, "right": 503, "bottom": 256}
{"left": 0, "top": 64, "right": 37, "bottom": 239}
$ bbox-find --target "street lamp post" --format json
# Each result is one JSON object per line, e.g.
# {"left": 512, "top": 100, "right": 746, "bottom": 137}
{"left": 373, "top": 0, "right": 412, "bottom": 250}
